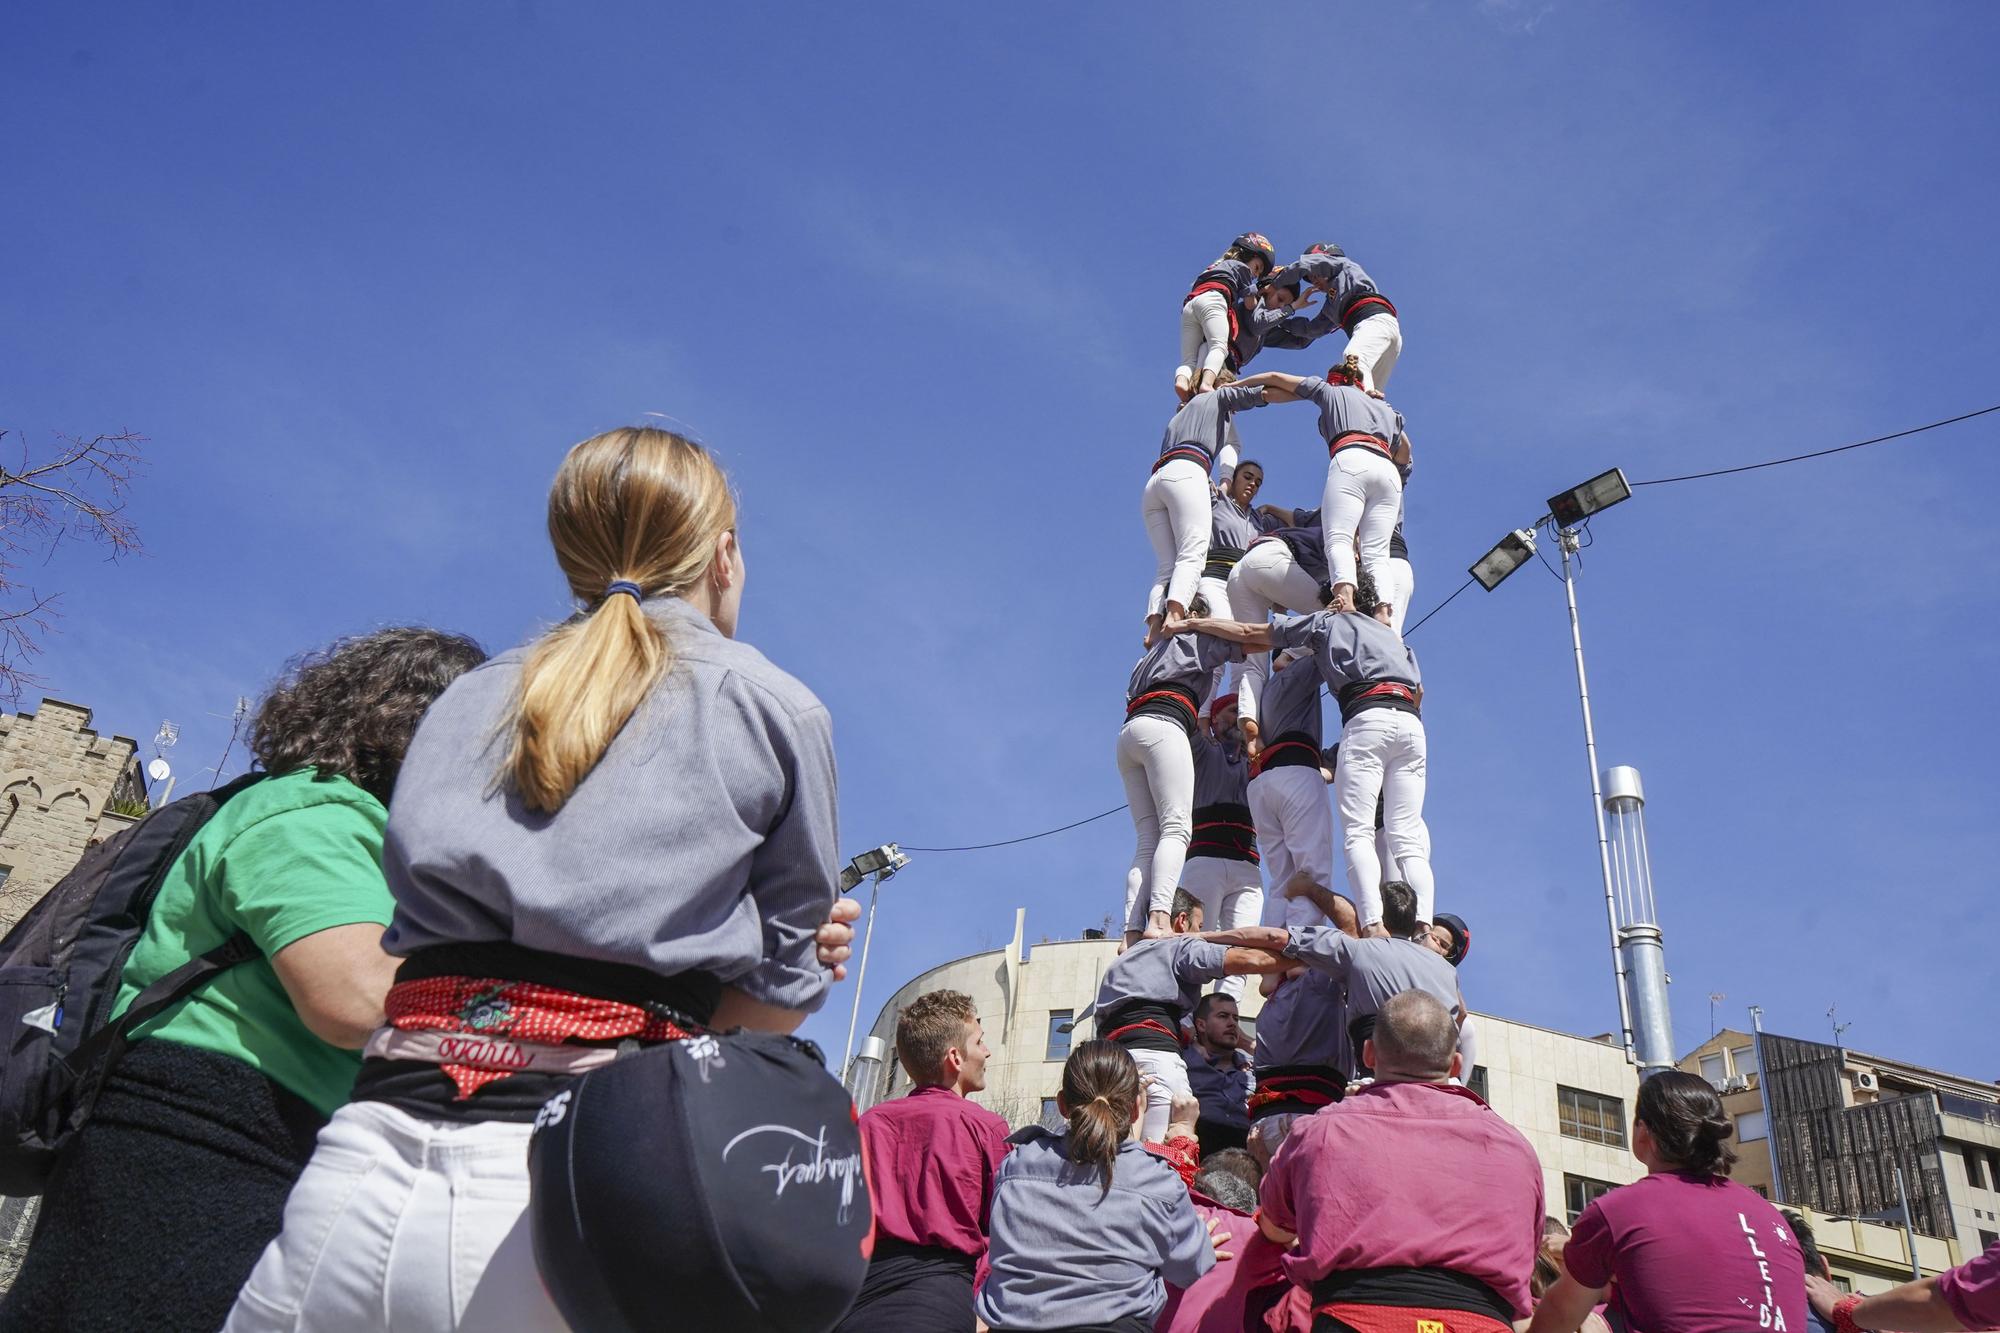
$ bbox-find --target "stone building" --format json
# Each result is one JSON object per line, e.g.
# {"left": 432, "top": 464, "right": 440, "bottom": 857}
{"left": 0, "top": 698, "right": 147, "bottom": 934}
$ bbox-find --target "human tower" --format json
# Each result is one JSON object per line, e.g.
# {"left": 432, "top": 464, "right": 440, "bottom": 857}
{"left": 1105, "top": 232, "right": 1474, "bottom": 1151}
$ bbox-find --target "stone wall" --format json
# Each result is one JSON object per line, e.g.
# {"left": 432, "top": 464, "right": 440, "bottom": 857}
{"left": 0, "top": 699, "right": 144, "bottom": 933}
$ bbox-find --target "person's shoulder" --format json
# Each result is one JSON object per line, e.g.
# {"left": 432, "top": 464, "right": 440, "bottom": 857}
{"left": 956, "top": 1096, "right": 1013, "bottom": 1133}
{"left": 1117, "top": 1140, "right": 1194, "bottom": 1200}
{"left": 675, "top": 621, "right": 828, "bottom": 723}
{"left": 228, "top": 768, "right": 386, "bottom": 827}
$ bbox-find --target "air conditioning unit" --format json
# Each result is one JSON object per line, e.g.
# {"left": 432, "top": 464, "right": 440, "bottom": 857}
{"left": 1855, "top": 1071, "right": 1880, "bottom": 1092}
{"left": 1723, "top": 1075, "right": 1750, "bottom": 1093}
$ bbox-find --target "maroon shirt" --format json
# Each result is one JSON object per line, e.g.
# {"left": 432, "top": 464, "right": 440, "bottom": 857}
{"left": 1565, "top": 1172, "right": 1805, "bottom": 1333}
{"left": 857, "top": 1084, "right": 1011, "bottom": 1256}
{"left": 1940, "top": 1238, "right": 2000, "bottom": 1329}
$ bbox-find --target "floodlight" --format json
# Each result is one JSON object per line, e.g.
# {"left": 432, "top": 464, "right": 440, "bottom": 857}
{"left": 838, "top": 843, "right": 908, "bottom": 892}
{"left": 1470, "top": 528, "right": 1538, "bottom": 591}
{"left": 1547, "top": 468, "right": 1632, "bottom": 528}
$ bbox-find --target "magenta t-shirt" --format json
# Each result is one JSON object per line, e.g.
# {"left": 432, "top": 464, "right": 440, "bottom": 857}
{"left": 1565, "top": 1172, "right": 1805, "bottom": 1333}
{"left": 1940, "top": 1238, "right": 2000, "bottom": 1329}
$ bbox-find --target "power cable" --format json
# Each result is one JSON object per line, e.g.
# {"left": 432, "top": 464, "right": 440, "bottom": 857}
{"left": 900, "top": 804, "right": 1129, "bottom": 853}
{"left": 1631, "top": 403, "right": 2000, "bottom": 487}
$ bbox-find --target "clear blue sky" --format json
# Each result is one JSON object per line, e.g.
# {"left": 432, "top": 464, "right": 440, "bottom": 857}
{"left": 6, "top": 4, "right": 1997, "bottom": 1076}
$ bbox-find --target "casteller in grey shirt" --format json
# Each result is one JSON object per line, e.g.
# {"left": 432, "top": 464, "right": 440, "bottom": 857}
{"left": 381, "top": 595, "right": 841, "bottom": 1014}
{"left": 976, "top": 1128, "right": 1214, "bottom": 1330}
{"left": 1284, "top": 927, "right": 1460, "bottom": 1078}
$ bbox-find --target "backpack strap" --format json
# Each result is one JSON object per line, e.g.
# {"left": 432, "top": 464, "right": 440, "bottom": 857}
{"left": 63, "top": 931, "right": 260, "bottom": 1074}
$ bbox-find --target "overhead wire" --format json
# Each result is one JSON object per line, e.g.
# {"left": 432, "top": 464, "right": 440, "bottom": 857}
{"left": 895, "top": 401, "right": 2000, "bottom": 855}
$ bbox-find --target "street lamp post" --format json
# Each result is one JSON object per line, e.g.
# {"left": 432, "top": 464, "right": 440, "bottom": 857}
{"left": 838, "top": 844, "right": 911, "bottom": 1081}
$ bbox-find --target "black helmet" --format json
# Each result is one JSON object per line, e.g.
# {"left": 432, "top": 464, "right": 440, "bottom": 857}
{"left": 1304, "top": 241, "right": 1345, "bottom": 258}
{"left": 1258, "top": 265, "right": 1303, "bottom": 293}
{"left": 1434, "top": 913, "right": 1472, "bottom": 967}
{"left": 1232, "top": 232, "right": 1276, "bottom": 269}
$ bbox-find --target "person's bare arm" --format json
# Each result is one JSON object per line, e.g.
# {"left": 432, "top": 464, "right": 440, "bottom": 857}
{"left": 1201, "top": 925, "right": 1289, "bottom": 952}
{"left": 1234, "top": 371, "right": 1306, "bottom": 403}
{"left": 1525, "top": 1273, "right": 1608, "bottom": 1333}
{"left": 1221, "top": 946, "right": 1292, "bottom": 976}
{"left": 1257, "top": 1211, "right": 1297, "bottom": 1246}
{"left": 271, "top": 923, "right": 403, "bottom": 1050}
{"left": 1807, "top": 1272, "right": 1966, "bottom": 1332}
{"left": 1282, "top": 875, "right": 1359, "bottom": 936}
{"left": 1179, "top": 617, "right": 1277, "bottom": 649}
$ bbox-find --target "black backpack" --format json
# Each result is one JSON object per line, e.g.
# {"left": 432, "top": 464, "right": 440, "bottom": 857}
{"left": 0, "top": 772, "right": 265, "bottom": 1195}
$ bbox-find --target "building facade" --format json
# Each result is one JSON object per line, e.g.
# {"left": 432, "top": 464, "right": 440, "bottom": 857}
{"left": 0, "top": 698, "right": 146, "bottom": 933}
{"left": 1682, "top": 1029, "right": 1981, "bottom": 1290}
{"left": 852, "top": 910, "right": 1649, "bottom": 1218}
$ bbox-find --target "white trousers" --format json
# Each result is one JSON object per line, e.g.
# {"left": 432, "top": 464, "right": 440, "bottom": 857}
{"left": 1333, "top": 708, "right": 1433, "bottom": 929}
{"left": 1248, "top": 766, "right": 1336, "bottom": 932}
{"left": 224, "top": 1101, "right": 564, "bottom": 1333}
{"left": 1178, "top": 857, "right": 1263, "bottom": 1000}
{"left": 1378, "top": 555, "right": 1415, "bottom": 635}
{"left": 1132, "top": 1047, "right": 1192, "bottom": 1142}
{"left": 1322, "top": 449, "right": 1402, "bottom": 597}
{"left": 1345, "top": 312, "right": 1402, "bottom": 391}
{"left": 1178, "top": 290, "right": 1231, "bottom": 381}
{"left": 1118, "top": 714, "right": 1194, "bottom": 929}
{"left": 1143, "top": 458, "right": 1211, "bottom": 620}
{"left": 1228, "top": 542, "right": 1325, "bottom": 725}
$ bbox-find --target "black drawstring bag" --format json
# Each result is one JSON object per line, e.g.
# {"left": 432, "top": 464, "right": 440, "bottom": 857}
{"left": 528, "top": 1029, "right": 873, "bottom": 1333}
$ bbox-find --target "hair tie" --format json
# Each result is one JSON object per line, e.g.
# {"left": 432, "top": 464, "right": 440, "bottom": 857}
{"left": 1090, "top": 1094, "right": 1111, "bottom": 1107}
{"left": 604, "top": 580, "right": 644, "bottom": 604}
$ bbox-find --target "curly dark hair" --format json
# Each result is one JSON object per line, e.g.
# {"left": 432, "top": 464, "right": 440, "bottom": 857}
{"left": 251, "top": 627, "right": 487, "bottom": 803}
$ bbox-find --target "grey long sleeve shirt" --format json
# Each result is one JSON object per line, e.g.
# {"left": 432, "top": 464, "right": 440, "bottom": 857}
{"left": 1270, "top": 610, "right": 1421, "bottom": 692}
{"left": 381, "top": 596, "right": 841, "bottom": 1013}
{"left": 1159, "top": 383, "right": 1269, "bottom": 467}
{"left": 1291, "top": 375, "right": 1401, "bottom": 449}
{"left": 1252, "top": 968, "right": 1351, "bottom": 1074}
{"left": 1284, "top": 927, "right": 1460, "bottom": 1076}
{"left": 1096, "top": 935, "right": 1230, "bottom": 1017}
{"left": 976, "top": 1129, "right": 1214, "bottom": 1329}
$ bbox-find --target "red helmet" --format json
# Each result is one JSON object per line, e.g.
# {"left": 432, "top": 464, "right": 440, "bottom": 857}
{"left": 1232, "top": 232, "right": 1276, "bottom": 269}
{"left": 1304, "top": 240, "right": 1345, "bottom": 258}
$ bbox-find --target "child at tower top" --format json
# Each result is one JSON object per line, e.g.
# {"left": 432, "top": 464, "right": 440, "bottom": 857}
{"left": 1177, "top": 232, "right": 1276, "bottom": 402}
{"left": 1287, "top": 240, "right": 1403, "bottom": 391}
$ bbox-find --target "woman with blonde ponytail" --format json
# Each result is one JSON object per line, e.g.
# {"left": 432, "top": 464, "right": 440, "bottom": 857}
{"left": 976, "top": 1040, "right": 1224, "bottom": 1333}
{"left": 227, "top": 426, "right": 862, "bottom": 1333}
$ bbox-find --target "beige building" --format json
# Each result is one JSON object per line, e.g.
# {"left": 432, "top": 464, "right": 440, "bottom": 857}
{"left": 1682, "top": 1029, "right": 1987, "bottom": 1289}
{"left": 0, "top": 698, "right": 146, "bottom": 933}
{"left": 852, "top": 909, "right": 1650, "bottom": 1219}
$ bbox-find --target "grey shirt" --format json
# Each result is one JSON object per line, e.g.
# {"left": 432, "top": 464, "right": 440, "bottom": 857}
{"left": 1189, "top": 729, "right": 1249, "bottom": 812}
{"left": 1209, "top": 492, "right": 1279, "bottom": 555}
{"left": 381, "top": 597, "right": 841, "bottom": 1013}
{"left": 1159, "top": 383, "right": 1268, "bottom": 465}
{"left": 1127, "top": 631, "right": 1242, "bottom": 705}
{"left": 1288, "top": 251, "right": 1385, "bottom": 323}
{"left": 1231, "top": 301, "right": 1333, "bottom": 369}
{"left": 1291, "top": 374, "right": 1401, "bottom": 449}
{"left": 1252, "top": 968, "right": 1351, "bottom": 1073}
{"left": 1284, "top": 928, "right": 1460, "bottom": 1076}
{"left": 975, "top": 1130, "right": 1214, "bottom": 1328}
{"left": 1097, "top": 935, "right": 1230, "bottom": 1016}
{"left": 1248, "top": 648, "right": 1326, "bottom": 744}
{"left": 1270, "top": 610, "right": 1421, "bottom": 692}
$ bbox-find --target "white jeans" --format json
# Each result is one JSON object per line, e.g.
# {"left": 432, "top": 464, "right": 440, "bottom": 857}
{"left": 224, "top": 1101, "right": 564, "bottom": 1333}
{"left": 1178, "top": 290, "right": 1231, "bottom": 381}
{"left": 1177, "top": 857, "right": 1263, "bottom": 999}
{"left": 1118, "top": 714, "right": 1195, "bottom": 929}
{"left": 1377, "top": 555, "right": 1415, "bottom": 635}
{"left": 1143, "top": 458, "right": 1211, "bottom": 620}
{"left": 1228, "top": 542, "right": 1325, "bottom": 724}
{"left": 1322, "top": 449, "right": 1402, "bottom": 597}
{"left": 1333, "top": 708, "right": 1433, "bottom": 930}
{"left": 1249, "top": 767, "right": 1336, "bottom": 932}
{"left": 1345, "top": 313, "right": 1402, "bottom": 391}
{"left": 1132, "top": 1047, "right": 1192, "bottom": 1142}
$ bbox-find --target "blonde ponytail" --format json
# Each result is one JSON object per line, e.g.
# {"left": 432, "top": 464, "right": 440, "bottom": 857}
{"left": 1061, "top": 1040, "right": 1141, "bottom": 1199}
{"left": 506, "top": 427, "right": 736, "bottom": 812}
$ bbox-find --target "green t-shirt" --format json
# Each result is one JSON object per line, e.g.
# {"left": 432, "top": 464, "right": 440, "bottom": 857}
{"left": 111, "top": 767, "right": 395, "bottom": 1117}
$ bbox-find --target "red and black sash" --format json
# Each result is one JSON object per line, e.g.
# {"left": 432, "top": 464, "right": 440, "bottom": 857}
{"left": 1335, "top": 679, "right": 1419, "bottom": 723}
{"left": 1337, "top": 290, "right": 1398, "bottom": 334}
{"left": 1251, "top": 730, "right": 1322, "bottom": 779}
{"left": 1126, "top": 682, "right": 1199, "bottom": 735}
{"left": 1188, "top": 801, "right": 1259, "bottom": 864}
{"left": 1247, "top": 1064, "right": 1346, "bottom": 1122}
{"left": 1328, "top": 430, "right": 1393, "bottom": 460}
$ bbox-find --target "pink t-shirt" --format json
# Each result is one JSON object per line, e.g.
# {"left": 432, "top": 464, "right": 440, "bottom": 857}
{"left": 1565, "top": 1172, "right": 1805, "bottom": 1333}
{"left": 1258, "top": 1080, "right": 1544, "bottom": 1316}
{"left": 857, "top": 1084, "right": 1011, "bottom": 1256}
{"left": 1939, "top": 1238, "right": 2000, "bottom": 1329}
{"left": 1157, "top": 1202, "right": 1289, "bottom": 1333}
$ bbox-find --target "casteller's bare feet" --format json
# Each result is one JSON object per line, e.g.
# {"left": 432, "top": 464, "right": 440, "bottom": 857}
{"left": 1143, "top": 614, "right": 1165, "bottom": 648}
{"left": 1259, "top": 971, "right": 1284, "bottom": 998}
{"left": 1174, "top": 375, "right": 1193, "bottom": 404}
{"left": 1362, "top": 922, "right": 1390, "bottom": 939}
{"left": 1373, "top": 605, "right": 1393, "bottom": 626}
{"left": 1142, "top": 909, "right": 1172, "bottom": 939}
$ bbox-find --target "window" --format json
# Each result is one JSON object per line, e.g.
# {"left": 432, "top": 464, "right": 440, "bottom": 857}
{"left": 1989, "top": 1151, "right": 2000, "bottom": 1187}
{"left": 1039, "top": 1098, "right": 1063, "bottom": 1129}
{"left": 1699, "top": 1053, "right": 1727, "bottom": 1087}
{"left": 1748, "top": 1183, "right": 1769, "bottom": 1198}
{"left": 1968, "top": 1150, "right": 1989, "bottom": 1192}
{"left": 1563, "top": 1174, "right": 1617, "bottom": 1223}
{"left": 1736, "top": 1110, "right": 1769, "bottom": 1143}
{"left": 0, "top": 864, "right": 11, "bottom": 890}
{"left": 1729, "top": 1045, "right": 1757, "bottom": 1078}
{"left": 1045, "top": 1010, "right": 1074, "bottom": 1062}
{"left": 1559, "top": 1086, "right": 1628, "bottom": 1148}
{"left": 1982, "top": 1229, "right": 1999, "bottom": 1253}
{"left": 1467, "top": 1065, "right": 1489, "bottom": 1101}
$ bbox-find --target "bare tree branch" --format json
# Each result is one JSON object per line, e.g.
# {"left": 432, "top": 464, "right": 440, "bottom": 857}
{"left": 0, "top": 430, "right": 147, "bottom": 702}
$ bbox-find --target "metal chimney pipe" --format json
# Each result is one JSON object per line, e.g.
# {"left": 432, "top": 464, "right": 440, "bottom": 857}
{"left": 1603, "top": 766, "right": 1677, "bottom": 1075}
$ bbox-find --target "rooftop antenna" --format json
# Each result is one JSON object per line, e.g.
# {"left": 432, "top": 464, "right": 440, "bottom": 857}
{"left": 1829, "top": 1004, "right": 1853, "bottom": 1048}
{"left": 148, "top": 720, "right": 180, "bottom": 807}
{"left": 208, "top": 696, "right": 252, "bottom": 788}
{"left": 1709, "top": 992, "right": 1726, "bottom": 1038}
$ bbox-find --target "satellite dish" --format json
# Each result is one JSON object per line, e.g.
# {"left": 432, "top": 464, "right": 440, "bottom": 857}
{"left": 147, "top": 758, "right": 172, "bottom": 782}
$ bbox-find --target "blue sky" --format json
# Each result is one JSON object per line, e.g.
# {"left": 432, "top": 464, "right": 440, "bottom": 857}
{"left": 5, "top": 4, "right": 1997, "bottom": 1077}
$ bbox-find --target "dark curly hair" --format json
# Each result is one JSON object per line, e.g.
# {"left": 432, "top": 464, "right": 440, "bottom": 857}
{"left": 251, "top": 627, "right": 487, "bottom": 803}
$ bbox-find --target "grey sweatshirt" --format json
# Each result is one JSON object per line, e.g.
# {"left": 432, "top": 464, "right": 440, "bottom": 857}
{"left": 976, "top": 1129, "right": 1214, "bottom": 1329}
{"left": 1158, "top": 383, "right": 1269, "bottom": 470}
{"left": 1253, "top": 967, "right": 1351, "bottom": 1073}
{"left": 1290, "top": 374, "right": 1402, "bottom": 450}
{"left": 381, "top": 596, "right": 840, "bottom": 1013}
{"left": 1270, "top": 610, "right": 1421, "bottom": 692}
{"left": 1284, "top": 927, "right": 1460, "bottom": 1076}
{"left": 1096, "top": 935, "right": 1230, "bottom": 1016}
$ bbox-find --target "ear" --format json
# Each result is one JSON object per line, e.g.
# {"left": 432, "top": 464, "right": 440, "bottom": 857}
{"left": 1449, "top": 1050, "right": 1464, "bottom": 1081}
{"left": 1362, "top": 1037, "right": 1377, "bottom": 1071}
{"left": 712, "top": 529, "right": 738, "bottom": 586}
